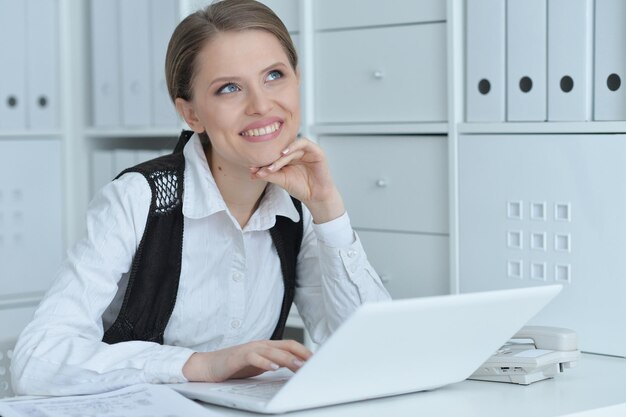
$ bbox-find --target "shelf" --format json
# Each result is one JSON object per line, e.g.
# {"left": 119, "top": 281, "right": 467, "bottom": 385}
{"left": 84, "top": 128, "right": 183, "bottom": 139}
{"left": 312, "top": 122, "right": 448, "bottom": 135}
{"left": 0, "top": 293, "right": 44, "bottom": 309}
{"left": 0, "top": 131, "right": 63, "bottom": 138}
{"left": 458, "top": 121, "right": 626, "bottom": 135}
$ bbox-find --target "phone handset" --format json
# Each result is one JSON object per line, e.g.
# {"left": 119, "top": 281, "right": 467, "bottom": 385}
{"left": 470, "top": 325, "right": 581, "bottom": 385}
{"left": 512, "top": 325, "right": 578, "bottom": 351}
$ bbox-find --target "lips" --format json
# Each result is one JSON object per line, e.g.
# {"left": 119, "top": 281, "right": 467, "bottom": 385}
{"left": 239, "top": 117, "right": 284, "bottom": 142}
{"left": 240, "top": 121, "right": 281, "bottom": 137}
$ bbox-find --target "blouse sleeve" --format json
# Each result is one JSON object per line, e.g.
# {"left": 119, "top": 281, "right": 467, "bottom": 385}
{"left": 293, "top": 209, "right": 391, "bottom": 345}
{"left": 10, "top": 173, "right": 194, "bottom": 396}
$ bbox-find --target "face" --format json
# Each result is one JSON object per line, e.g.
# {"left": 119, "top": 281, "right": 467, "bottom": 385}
{"left": 178, "top": 29, "right": 301, "bottom": 173}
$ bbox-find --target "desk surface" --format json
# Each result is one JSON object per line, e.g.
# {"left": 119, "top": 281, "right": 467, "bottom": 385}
{"left": 200, "top": 353, "right": 626, "bottom": 417}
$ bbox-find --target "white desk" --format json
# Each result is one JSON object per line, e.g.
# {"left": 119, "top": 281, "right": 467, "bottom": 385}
{"left": 199, "top": 354, "right": 626, "bottom": 416}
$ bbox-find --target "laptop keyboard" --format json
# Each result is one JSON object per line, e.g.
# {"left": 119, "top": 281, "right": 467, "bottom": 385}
{"left": 217, "top": 378, "right": 289, "bottom": 399}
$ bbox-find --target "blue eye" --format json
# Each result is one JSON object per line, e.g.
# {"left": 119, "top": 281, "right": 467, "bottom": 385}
{"left": 267, "top": 70, "right": 283, "bottom": 81}
{"left": 218, "top": 83, "right": 240, "bottom": 95}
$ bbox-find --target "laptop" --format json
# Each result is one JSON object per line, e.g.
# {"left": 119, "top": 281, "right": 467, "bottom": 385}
{"left": 171, "top": 285, "right": 562, "bottom": 413}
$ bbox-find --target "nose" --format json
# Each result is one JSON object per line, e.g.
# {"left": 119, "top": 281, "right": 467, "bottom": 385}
{"left": 245, "top": 86, "right": 273, "bottom": 116}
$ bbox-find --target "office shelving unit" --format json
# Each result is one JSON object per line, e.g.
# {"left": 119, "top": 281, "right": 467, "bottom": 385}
{"left": 0, "top": 0, "right": 449, "bottom": 341}
{"left": 5, "top": 0, "right": 624, "bottom": 355}
{"left": 449, "top": 0, "right": 626, "bottom": 356}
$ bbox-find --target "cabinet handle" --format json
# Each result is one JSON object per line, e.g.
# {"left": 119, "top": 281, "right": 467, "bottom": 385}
{"left": 372, "top": 71, "right": 384, "bottom": 79}
{"left": 375, "top": 179, "right": 388, "bottom": 188}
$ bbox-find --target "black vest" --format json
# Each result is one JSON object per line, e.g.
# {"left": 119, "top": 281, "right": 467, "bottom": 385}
{"left": 103, "top": 130, "right": 303, "bottom": 344}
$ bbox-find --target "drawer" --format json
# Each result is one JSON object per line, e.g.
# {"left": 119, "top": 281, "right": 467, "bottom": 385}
{"left": 359, "top": 230, "right": 449, "bottom": 298}
{"left": 258, "top": 0, "right": 300, "bottom": 32}
{"left": 0, "top": 305, "right": 37, "bottom": 340}
{"left": 314, "top": 0, "right": 446, "bottom": 31}
{"left": 315, "top": 24, "right": 447, "bottom": 124}
{"left": 0, "top": 139, "right": 63, "bottom": 298}
{"left": 318, "top": 135, "right": 448, "bottom": 234}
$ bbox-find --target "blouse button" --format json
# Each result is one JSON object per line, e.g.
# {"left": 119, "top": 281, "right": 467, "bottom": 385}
{"left": 347, "top": 249, "right": 358, "bottom": 258}
{"left": 232, "top": 271, "right": 243, "bottom": 282}
{"left": 231, "top": 319, "right": 242, "bottom": 329}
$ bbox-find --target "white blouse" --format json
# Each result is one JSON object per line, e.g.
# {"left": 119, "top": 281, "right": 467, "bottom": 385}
{"left": 11, "top": 134, "right": 391, "bottom": 396}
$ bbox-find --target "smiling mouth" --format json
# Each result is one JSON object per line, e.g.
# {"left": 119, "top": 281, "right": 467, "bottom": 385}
{"left": 240, "top": 122, "right": 282, "bottom": 137}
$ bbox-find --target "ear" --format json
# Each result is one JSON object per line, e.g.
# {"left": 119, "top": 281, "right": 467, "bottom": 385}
{"left": 175, "top": 98, "right": 205, "bottom": 133}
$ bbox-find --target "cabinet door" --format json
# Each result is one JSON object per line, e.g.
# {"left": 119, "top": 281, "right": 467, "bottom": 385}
{"left": 319, "top": 135, "right": 448, "bottom": 234}
{"left": 315, "top": 24, "right": 447, "bottom": 124}
{"left": 459, "top": 134, "right": 626, "bottom": 356}
{"left": 0, "top": 139, "right": 63, "bottom": 298}
{"left": 359, "top": 230, "right": 449, "bottom": 298}
{"left": 314, "top": 0, "right": 445, "bottom": 30}
{"left": 258, "top": 0, "right": 299, "bottom": 32}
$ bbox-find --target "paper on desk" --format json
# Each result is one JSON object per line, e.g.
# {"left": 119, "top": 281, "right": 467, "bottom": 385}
{"left": 0, "top": 383, "right": 222, "bottom": 417}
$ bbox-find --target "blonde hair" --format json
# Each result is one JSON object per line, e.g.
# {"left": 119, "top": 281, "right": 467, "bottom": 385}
{"left": 165, "top": 0, "right": 298, "bottom": 103}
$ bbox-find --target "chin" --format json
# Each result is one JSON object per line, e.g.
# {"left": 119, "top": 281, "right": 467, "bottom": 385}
{"left": 250, "top": 156, "right": 279, "bottom": 169}
{"left": 252, "top": 141, "right": 295, "bottom": 168}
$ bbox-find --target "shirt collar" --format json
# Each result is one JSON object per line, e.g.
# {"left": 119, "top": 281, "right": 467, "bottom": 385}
{"left": 182, "top": 133, "right": 300, "bottom": 229}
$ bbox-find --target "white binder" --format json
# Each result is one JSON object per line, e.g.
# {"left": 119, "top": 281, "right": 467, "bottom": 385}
{"left": 26, "top": 0, "right": 60, "bottom": 129}
{"left": 465, "top": 0, "right": 505, "bottom": 122}
{"left": 0, "top": 0, "right": 27, "bottom": 129}
{"left": 150, "top": 0, "right": 180, "bottom": 127}
{"left": 91, "top": 150, "right": 115, "bottom": 197}
{"left": 90, "top": 0, "right": 121, "bottom": 127}
{"left": 594, "top": 0, "right": 626, "bottom": 121}
{"left": 548, "top": 0, "right": 592, "bottom": 121}
{"left": 120, "top": 0, "right": 152, "bottom": 127}
{"left": 506, "top": 0, "right": 547, "bottom": 121}
{"left": 113, "top": 149, "right": 139, "bottom": 177}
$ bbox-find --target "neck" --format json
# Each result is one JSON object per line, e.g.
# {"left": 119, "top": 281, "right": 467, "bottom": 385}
{"left": 205, "top": 145, "right": 266, "bottom": 228}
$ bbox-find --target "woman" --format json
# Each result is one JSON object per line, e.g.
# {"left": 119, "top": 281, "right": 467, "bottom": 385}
{"left": 11, "top": 0, "right": 390, "bottom": 396}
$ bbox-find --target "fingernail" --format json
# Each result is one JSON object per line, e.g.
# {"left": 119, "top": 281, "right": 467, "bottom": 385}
{"left": 257, "top": 169, "right": 267, "bottom": 177}
{"left": 270, "top": 363, "right": 280, "bottom": 370}
{"left": 293, "top": 359, "right": 304, "bottom": 367}
{"left": 281, "top": 148, "right": 289, "bottom": 155}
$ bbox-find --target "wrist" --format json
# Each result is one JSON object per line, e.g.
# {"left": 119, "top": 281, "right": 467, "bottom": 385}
{"left": 182, "top": 351, "right": 211, "bottom": 382}
{"left": 306, "top": 188, "right": 345, "bottom": 224}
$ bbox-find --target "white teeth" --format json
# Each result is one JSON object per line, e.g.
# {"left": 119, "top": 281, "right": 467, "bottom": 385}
{"left": 242, "top": 122, "right": 280, "bottom": 137}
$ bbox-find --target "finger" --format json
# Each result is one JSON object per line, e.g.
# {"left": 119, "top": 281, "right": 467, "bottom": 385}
{"left": 272, "top": 149, "right": 306, "bottom": 170}
{"left": 259, "top": 347, "right": 307, "bottom": 373}
{"left": 255, "top": 150, "right": 306, "bottom": 178}
{"left": 274, "top": 339, "right": 313, "bottom": 360}
{"left": 246, "top": 351, "right": 281, "bottom": 372}
{"left": 280, "top": 137, "right": 318, "bottom": 154}
{"left": 249, "top": 166, "right": 261, "bottom": 180}
{"left": 280, "top": 139, "right": 324, "bottom": 160}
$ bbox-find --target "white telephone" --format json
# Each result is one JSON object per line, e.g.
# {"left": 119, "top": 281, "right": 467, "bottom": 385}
{"left": 469, "top": 326, "right": 581, "bottom": 385}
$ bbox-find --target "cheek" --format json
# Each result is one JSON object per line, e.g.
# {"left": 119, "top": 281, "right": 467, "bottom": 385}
{"left": 284, "top": 90, "right": 301, "bottom": 124}
{"left": 202, "top": 105, "right": 239, "bottom": 136}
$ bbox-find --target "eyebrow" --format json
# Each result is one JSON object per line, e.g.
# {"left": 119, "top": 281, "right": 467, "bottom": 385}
{"left": 208, "top": 62, "right": 288, "bottom": 88}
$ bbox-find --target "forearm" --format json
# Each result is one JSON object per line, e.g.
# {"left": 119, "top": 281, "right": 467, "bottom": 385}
{"left": 295, "top": 212, "right": 391, "bottom": 344}
{"left": 11, "top": 325, "right": 194, "bottom": 396}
